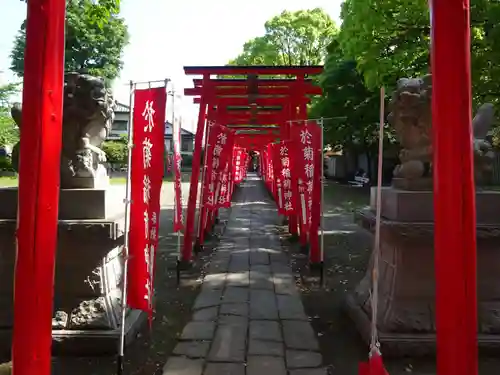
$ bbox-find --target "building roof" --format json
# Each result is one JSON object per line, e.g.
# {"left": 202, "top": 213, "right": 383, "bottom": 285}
{"left": 164, "top": 121, "right": 194, "bottom": 137}
{"left": 115, "top": 101, "right": 130, "bottom": 113}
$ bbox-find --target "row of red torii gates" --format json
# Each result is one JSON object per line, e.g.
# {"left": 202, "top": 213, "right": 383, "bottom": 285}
{"left": 179, "top": 65, "right": 323, "bottom": 264}
{"left": 17, "top": 1, "right": 477, "bottom": 375}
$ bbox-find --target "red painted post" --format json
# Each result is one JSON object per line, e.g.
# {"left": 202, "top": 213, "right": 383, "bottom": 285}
{"left": 284, "top": 101, "right": 299, "bottom": 238}
{"left": 12, "top": 0, "right": 66, "bottom": 374}
{"left": 297, "top": 111, "right": 309, "bottom": 248}
{"left": 197, "top": 105, "right": 216, "bottom": 249}
{"left": 182, "top": 75, "right": 209, "bottom": 264}
{"left": 430, "top": 1, "right": 477, "bottom": 374}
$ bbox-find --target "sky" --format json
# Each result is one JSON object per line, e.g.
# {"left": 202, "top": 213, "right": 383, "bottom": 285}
{"left": 0, "top": 0, "right": 342, "bottom": 131}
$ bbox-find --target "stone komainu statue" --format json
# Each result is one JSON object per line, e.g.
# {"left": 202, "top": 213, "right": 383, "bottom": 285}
{"left": 387, "top": 75, "right": 433, "bottom": 190}
{"left": 388, "top": 74, "right": 496, "bottom": 188}
{"left": 11, "top": 73, "right": 116, "bottom": 189}
{"left": 472, "top": 103, "right": 496, "bottom": 185}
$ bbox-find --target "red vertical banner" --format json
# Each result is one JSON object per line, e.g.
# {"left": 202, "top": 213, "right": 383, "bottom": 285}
{"left": 290, "top": 121, "right": 321, "bottom": 247}
{"left": 218, "top": 162, "right": 232, "bottom": 209}
{"left": 201, "top": 122, "right": 217, "bottom": 211}
{"left": 241, "top": 150, "right": 248, "bottom": 180}
{"left": 205, "top": 124, "right": 233, "bottom": 209}
{"left": 214, "top": 131, "right": 235, "bottom": 208}
{"left": 266, "top": 144, "right": 274, "bottom": 193}
{"left": 276, "top": 141, "right": 294, "bottom": 215}
{"left": 272, "top": 143, "right": 283, "bottom": 212}
{"left": 304, "top": 121, "right": 323, "bottom": 262}
{"left": 173, "top": 117, "right": 184, "bottom": 232}
{"left": 128, "top": 86, "right": 166, "bottom": 314}
{"left": 233, "top": 148, "right": 241, "bottom": 184}
{"left": 166, "top": 152, "right": 172, "bottom": 174}
{"left": 233, "top": 147, "right": 245, "bottom": 185}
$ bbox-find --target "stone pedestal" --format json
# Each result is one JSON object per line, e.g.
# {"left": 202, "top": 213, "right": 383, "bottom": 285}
{"left": 346, "top": 187, "right": 500, "bottom": 357}
{"left": 0, "top": 186, "right": 145, "bottom": 356}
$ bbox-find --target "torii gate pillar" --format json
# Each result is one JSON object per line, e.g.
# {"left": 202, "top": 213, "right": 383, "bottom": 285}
{"left": 431, "top": 0, "right": 477, "bottom": 374}
{"left": 12, "top": 1, "right": 66, "bottom": 375}
{"left": 181, "top": 75, "right": 209, "bottom": 265}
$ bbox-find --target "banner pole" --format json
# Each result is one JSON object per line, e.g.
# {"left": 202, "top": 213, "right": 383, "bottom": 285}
{"left": 117, "top": 81, "right": 136, "bottom": 375}
{"left": 171, "top": 85, "right": 180, "bottom": 256}
{"left": 178, "top": 119, "right": 185, "bottom": 251}
{"left": 170, "top": 84, "right": 183, "bottom": 282}
{"left": 319, "top": 117, "right": 325, "bottom": 287}
{"left": 195, "top": 120, "right": 212, "bottom": 252}
{"left": 370, "top": 86, "right": 386, "bottom": 352}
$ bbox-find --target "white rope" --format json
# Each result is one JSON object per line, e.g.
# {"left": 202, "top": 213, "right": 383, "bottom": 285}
{"left": 286, "top": 116, "right": 346, "bottom": 124}
{"left": 370, "top": 86, "right": 385, "bottom": 354}
{"left": 169, "top": 83, "right": 183, "bottom": 261}
{"left": 319, "top": 117, "right": 325, "bottom": 264}
{"left": 117, "top": 81, "right": 135, "bottom": 369}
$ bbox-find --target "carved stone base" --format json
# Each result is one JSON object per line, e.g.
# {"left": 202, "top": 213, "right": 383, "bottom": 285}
{"left": 348, "top": 207, "right": 500, "bottom": 356}
{"left": 344, "top": 293, "right": 500, "bottom": 357}
{"left": 370, "top": 187, "right": 500, "bottom": 223}
{"left": 0, "top": 185, "right": 125, "bottom": 220}
{"left": 391, "top": 177, "right": 433, "bottom": 191}
{"left": 0, "top": 187, "right": 146, "bottom": 356}
{"left": 0, "top": 309, "right": 145, "bottom": 356}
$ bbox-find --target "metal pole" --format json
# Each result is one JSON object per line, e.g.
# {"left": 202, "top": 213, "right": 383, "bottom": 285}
{"left": 169, "top": 85, "right": 183, "bottom": 283}
{"left": 117, "top": 81, "right": 136, "bottom": 375}
{"left": 170, "top": 85, "right": 182, "bottom": 262}
{"left": 370, "top": 87, "right": 385, "bottom": 353}
{"left": 122, "top": 79, "right": 168, "bottom": 86}
{"left": 319, "top": 117, "right": 325, "bottom": 286}
{"left": 195, "top": 118, "right": 211, "bottom": 252}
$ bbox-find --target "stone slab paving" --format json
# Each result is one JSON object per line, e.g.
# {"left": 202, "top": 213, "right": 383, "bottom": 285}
{"left": 163, "top": 173, "right": 326, "bottom": 375}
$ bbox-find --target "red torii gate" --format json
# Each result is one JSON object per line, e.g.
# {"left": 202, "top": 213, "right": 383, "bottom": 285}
{"left": 15, "top": 1, "right": 476, "bottom": 375}
{"left": 182, "top": 66, "right": 323, "bottom": 258}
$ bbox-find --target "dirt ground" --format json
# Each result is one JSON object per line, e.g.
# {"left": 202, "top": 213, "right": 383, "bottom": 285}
{"left": 4, "top": 181, "right": 500, "bottom": 374}
{"left": 281, "top": 181, "right": 500, "bottom": 375}
{"left": 0, "top": 202, "right": 224, "bottom": 375}
{"left": 48, "top": 204, "right": 225, "bottom": 375}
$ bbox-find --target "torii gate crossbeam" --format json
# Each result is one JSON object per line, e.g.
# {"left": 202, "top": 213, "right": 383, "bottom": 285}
{"left": 181, "top": 65, "right": 322, "bottom": 264}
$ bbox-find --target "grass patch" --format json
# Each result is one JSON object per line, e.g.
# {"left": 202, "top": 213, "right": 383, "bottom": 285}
{"left": 0, "top": 175, "right": 181, "bottom": 187}
{"left": 323, "top": 181, "right": 370, "bottom": 213}
{"left": 0, "top": 176, "right": 17, "bottom": 187}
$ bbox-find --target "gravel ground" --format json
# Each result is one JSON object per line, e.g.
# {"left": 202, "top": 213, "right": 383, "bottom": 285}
{"left": 281, "top": 181, "right": 500, "bottom": 375}
{"left": 4, "top": 180, "right": 500, "bottom": 374}
{"left": 0, "top": 181, "right": 212, "bottom": 375}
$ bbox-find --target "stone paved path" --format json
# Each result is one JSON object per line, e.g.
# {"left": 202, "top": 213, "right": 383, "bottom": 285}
{"left": 162, "top": 174, "right": 326, "bottom": 375}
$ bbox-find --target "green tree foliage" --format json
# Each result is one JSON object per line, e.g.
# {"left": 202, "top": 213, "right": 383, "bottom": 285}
{"left": 314, "top": 0, "right": 500, "bottom": 151}
{"left": 337, "top": 0, "right": 500, "bottom": 107}
{"left": 228, "top": 8, "right": 337, "bottom": 67}
{"left": 310, "top": 40, "right": 395, "bottom": 151}
{"left": 0, "top": 83, "right": 20, "bottom": 148}
{"left": 227, "top": 3, "right": 500, "bottom": 153}
{"left": 338, "top": 0, "right": 430, "bottom": 90}
{"left": 11, "top": 0, "right": 129, "bottom": 82}
{"left": 101, "top": 136, "right": 128, "bottom": 165}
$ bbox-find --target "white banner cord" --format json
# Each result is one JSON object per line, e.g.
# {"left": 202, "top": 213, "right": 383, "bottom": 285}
{"left": 369, "top": 87, "right": 385, "bottom": 355}
{"left": 117, "top": 80, "right": 136, "bottom": 372}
